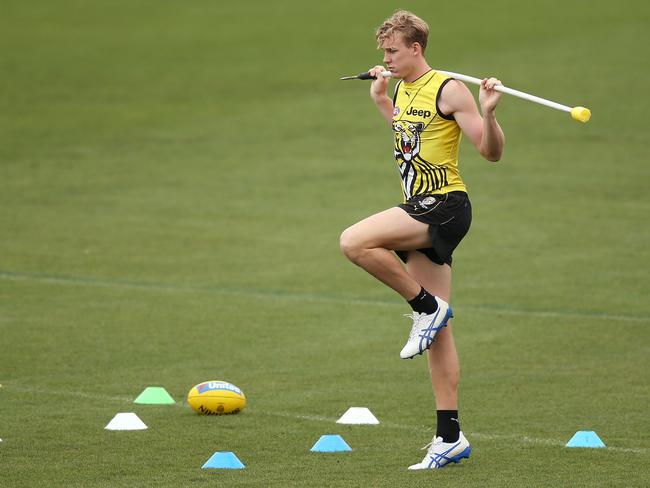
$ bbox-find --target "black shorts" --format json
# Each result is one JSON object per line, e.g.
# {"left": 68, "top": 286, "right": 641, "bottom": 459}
{"left": 395, "top": 191, "right": 472, "bottom": 266}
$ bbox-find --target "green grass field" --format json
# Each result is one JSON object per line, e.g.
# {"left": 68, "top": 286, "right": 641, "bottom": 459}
{"left": 1, "top": 1, "right": 649, "bottom": 486}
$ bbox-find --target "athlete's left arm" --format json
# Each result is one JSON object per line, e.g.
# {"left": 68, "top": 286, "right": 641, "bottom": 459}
{"left": 439, "top": 78, "right": 505, "bottom": 162}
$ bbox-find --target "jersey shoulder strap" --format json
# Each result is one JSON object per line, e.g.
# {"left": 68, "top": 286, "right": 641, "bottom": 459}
{"left": 435, "top": 76, "right": 456, "bottom": 120}
{"left": 392, "top": 80, "right": 402, "bottom": 106}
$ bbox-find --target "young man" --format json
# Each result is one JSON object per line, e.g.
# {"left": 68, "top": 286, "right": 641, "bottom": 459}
{"left": 340, "top": 10, "right": 505, "bottom": 470}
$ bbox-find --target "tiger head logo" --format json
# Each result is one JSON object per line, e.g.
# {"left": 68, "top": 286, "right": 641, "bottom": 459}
{"left": 393, "top": 120, "right": 424, "bottom": 162}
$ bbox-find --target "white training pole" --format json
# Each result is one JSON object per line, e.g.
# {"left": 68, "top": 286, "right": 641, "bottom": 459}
{"left": 435, "top": 70, "right": 572, "bottom": 113}
{"left": 375, "top": 70, "right": 591, "bottom": 122}
{"left": 379, "top": 70, "right": 570, "bottom": 112}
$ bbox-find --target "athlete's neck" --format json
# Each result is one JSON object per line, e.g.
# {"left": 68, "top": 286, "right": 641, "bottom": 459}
{"left": 403, "top": 63, "right": 432, "bottom": 83}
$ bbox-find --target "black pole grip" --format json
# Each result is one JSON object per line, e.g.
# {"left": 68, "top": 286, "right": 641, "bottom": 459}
{"left": 356, "top": 71, "right": 376, "bottom": 80}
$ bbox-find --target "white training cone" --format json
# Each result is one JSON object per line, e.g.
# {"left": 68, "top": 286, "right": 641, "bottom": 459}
{"left": 104, "top": 412, "right": 148, "bottom": 431}
{"left": 336, "top": 407, "right": 380, "bottom": 425}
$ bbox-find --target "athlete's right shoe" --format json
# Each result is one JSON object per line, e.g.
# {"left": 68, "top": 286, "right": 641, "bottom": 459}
{"left": 400, "top": 297, "right": 453, "bottom": 359}
{"left": 407, "top": 431, "right": 471, "bottom": 470}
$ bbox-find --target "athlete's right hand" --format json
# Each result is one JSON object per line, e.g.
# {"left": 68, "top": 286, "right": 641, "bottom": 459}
{"left": 369, "top": 65, "right": 389, "bottom": 100}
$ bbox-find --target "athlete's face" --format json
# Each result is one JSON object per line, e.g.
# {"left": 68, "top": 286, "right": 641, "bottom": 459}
{"left": 380, "top": 34, "right": 421, "bottom": 79}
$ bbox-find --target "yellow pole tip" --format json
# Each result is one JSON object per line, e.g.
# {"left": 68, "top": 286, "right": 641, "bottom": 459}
{"left": 571, "top": 106, "right": 591, "bottom": 123}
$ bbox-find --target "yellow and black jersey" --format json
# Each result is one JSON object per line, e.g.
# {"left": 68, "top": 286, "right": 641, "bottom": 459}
{"left": 392, "top": 70, "right": 466, "bottom": 200}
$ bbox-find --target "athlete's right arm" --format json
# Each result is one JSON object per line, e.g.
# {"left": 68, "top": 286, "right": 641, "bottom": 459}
{"left": 368, "top": 65, "right": 393, "bottom": 125}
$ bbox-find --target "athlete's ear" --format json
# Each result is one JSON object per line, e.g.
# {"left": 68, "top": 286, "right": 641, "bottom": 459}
{"left": 411, "top": 42, "right": 422, "bottom": 56}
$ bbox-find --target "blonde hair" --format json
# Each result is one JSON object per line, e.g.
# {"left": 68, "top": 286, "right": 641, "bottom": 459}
{"left": 376, "top": 10, "right": 429, "bottom": 52}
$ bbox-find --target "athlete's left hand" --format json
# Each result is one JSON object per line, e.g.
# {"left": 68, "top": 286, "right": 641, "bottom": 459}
{"left": 479, "top": 77, "right": 502, "bottom": 115}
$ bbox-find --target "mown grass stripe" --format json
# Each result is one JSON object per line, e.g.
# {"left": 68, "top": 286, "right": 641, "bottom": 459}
{"left": 2, "top": 269, "right": 648, "bottom": 324}
{"left": 5, "top": 384, "right": 646, "bottom": 455}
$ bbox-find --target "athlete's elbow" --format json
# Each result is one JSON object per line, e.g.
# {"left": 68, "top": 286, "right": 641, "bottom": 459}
{"left": 480, "top": 149, "right": 502, "bottom": 162}
{"left": 478, "top": 135, "right": 505, "bottom": 162}
{"left": 481, "top": 143, "right": 504, "bottom": 162}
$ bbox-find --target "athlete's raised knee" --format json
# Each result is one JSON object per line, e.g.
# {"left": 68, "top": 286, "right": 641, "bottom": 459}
{"left": 339, "top": 227, "right": 367, "bottom": 264}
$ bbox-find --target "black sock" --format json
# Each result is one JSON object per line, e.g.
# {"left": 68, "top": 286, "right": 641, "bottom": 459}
{"left": 436, "top": 410, "right": 460, "bottom": 443}
{"left": 407, "top": 287, "right": 439, "bottom": 314}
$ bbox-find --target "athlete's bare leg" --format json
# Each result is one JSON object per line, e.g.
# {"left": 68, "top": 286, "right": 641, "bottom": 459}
{"left": 405, "top": 251, "right": 459, "bottom": 409}
{"left": 341, "top": 208, "right": 459, "bottom": 405}
{"left": 340, "top": 207, "right": 432, "bottom": 300}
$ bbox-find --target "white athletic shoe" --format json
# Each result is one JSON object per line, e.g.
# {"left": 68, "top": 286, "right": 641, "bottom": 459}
{"left": 400, "top": 297, "right": 453, "bottom": 359}
{"left": 408, "top": 431, "right": 471, "bottom": 470}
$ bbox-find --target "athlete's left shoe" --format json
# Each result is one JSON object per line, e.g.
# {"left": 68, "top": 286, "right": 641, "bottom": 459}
{"left": 400, "top": 297, "right": 453, "bottom": 359}
{"left": 407, "top": 431, "right": 471, "bottom": 470}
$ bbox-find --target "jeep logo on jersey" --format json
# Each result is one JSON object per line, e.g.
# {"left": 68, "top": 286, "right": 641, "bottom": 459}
{"left": 405, "top": 107, "right": 432, "bottom": 118}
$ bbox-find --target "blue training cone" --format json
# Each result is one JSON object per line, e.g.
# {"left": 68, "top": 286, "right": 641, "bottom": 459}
{"left": 566, "top": 431, "right": 606, "bottom": 448}
{"left": 202, "top": 451, "right": 246, "bottom": 469}
{"left": 310, "top": 434, "right": 352, "bottom": 452}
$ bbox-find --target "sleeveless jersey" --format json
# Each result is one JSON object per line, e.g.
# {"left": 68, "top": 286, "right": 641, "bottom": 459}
{"left": 392, "top": 70, "right": 466, "bottom": 200}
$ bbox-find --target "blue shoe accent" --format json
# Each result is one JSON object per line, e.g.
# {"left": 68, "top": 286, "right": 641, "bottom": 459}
{"left": 409, "top": 432, "right": 471, "bottom": 470}
{"left": 401, "top": 298, "right": 454, "bottom": 359}
{"left": 451, "top": 446, "right": 471, "bottom": 463}
{"left": 442, "top": 305, "right": 454, "bottom": 327}
{"left": 417, "top": 306, "right": 451, "bottom": 351}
